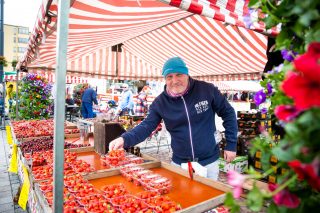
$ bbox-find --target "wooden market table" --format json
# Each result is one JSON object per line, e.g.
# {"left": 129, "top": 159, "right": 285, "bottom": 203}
{"left": 89, "top": 167, "right": 225, "bottom": 210}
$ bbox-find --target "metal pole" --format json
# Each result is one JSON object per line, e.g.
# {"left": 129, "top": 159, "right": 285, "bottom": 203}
{"left": 53, "top": 0, "right": 70, "bottom": 212}
{"left": 0, "top": 0, "right": 5, "bottom": 128}
{"left": 15, "top": 71, "right": 19, "bottom": 119}
{"left": 0, "top": 0, "right": 3, "bottom": 82}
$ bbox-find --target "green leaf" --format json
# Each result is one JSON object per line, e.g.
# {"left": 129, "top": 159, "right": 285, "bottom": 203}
{"left": 224, "top": 192, "right": 241, "bottom": 213}
{"left": 267, "top": 202, "right": 280, "bottom": 213}
{"left": 298, "top": 9, "right": 319, "bottom": 26}
{"left": 246, "top": 184, "right": 264, "bottom": 212}
{"left": 264, "top": 16, "right": 277, "bottom": 29}
{"left": 272, "top": 146, "right": 295, "bottom": 162}
{"left": 284, "top": 123, "right": 300, "bottom": 138}
{"left": 248, "top": 0, "right": 260, "bottom": 8}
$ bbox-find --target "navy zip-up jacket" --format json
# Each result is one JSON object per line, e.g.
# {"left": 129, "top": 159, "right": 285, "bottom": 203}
{"left": 121, "top": 78, "right": 238, "bottom": 166}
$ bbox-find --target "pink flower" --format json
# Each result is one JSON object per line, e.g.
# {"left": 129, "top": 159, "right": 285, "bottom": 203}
{"left": 227, "top": 170, "right": 247, "bottom": 199}
{"left": 268, "top": 184, "right": 300, "bottom": 208}
{"left": 274, "top": 105, "right": 302, "bottom": 122}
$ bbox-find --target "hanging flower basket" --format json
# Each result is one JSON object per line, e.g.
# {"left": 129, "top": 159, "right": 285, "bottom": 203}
{"left": 11, "top": 60, "right": 18, "bottom": 68}
{"left": 0, "top": 56, "right": 8, "bottom": 67}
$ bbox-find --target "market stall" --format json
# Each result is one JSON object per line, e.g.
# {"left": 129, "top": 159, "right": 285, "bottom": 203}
{"left": 7, "top": 120, "right": 238, "bottom": 212}
{"left": 12, "top": 0, "right": 272, "bottom": 212}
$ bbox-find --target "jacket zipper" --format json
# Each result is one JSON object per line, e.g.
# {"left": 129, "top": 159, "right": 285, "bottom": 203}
{"left": 181, "top": 96, "right": 195, "bottom": 161}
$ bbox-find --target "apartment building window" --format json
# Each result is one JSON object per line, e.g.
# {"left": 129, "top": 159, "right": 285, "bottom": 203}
{"left": 18, "top": 28, "right": 29, "bottom": 35}
{"left": 13, "top": 37, "right": 16, "bottom": 43}
{"left": 13, "top": 47, "right": 17, "bottom": 53}
{"left": 18, "top": 38, "right": 28, "bottom": 43}
{"left": 18, "top": 47, "right": 26, "bottom": 53}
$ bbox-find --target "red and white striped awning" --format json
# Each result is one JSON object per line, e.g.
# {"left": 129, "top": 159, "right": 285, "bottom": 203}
{"left": 160, "top": 0, "right": 280, "bottom": 36}
{"left": 5, "top": 70, "right": 88, "bottom": 84}
{"left": 26, "top": 69, "right": 89, "bottom": 84}
{"left": 211, "top": 81, "right": 231, "bottom": 91}
{"left": 124, "top": 15, "right": 267, "bottom": 80}
{"left": 4, "top": 73, "right": 24, "bottom": 81}
{"left": 18, "top": 0, "right": 267, "bottom": 81}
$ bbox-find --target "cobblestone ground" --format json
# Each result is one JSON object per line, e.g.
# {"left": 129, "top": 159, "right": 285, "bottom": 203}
{"left": 0, "top": 129, "right": 27, "bottom": 213}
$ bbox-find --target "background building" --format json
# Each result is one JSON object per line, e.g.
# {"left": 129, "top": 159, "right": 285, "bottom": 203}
{"left": 3, "top": 24, "right": 29, "bottom": 71}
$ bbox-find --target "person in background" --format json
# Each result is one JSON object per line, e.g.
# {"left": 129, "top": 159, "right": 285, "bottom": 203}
{"left": 240, "top": 91, "right": 249, "bottom": 102}
{"left": 116, "top": 83, "right": 134, "bottom": 116}
{"left": 7, "top": 84, "right": 14, "bottom": 112}
{"left": 81, "top": 85, "right": 98, "bottom": 118}
{"left": 0, "top": 92, "right": 4, "bottom": 115}
{"left": 109, "top": 57, "right": 238, "bottom": 180}
{"left": 134, "top": 85, "right": 150, "bottom": 116}
{"left": 233, "top": 93, "right": 239, "bottom": 101}
{"left": 66, "top": 94, "right": 75, "bottom": 105}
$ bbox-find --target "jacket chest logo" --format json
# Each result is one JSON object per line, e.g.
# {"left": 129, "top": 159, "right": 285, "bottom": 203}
{"left": 194, "top": 100, "right": 209, "bottom": 114}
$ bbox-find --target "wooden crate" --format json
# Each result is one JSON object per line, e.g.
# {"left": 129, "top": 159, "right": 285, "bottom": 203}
{"left": 93, "top": 122, "right": 126, "bottom": 154}
{"left": 65, "top": 133, "right": 80, "bottom": 138}
{"left": 65, "top": 121, "right": 78, "bottom": 129}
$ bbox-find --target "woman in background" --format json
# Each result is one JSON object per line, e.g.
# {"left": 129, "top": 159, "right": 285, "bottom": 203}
{"left": 134, "top": 85, "right": 150, "bottom": 116}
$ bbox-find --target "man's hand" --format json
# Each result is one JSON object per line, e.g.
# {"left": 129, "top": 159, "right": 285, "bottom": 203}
{"left": 109, "top": 137, "right": 124, "bottom": 151}
{"left": 224, "top": 150, "right": 236, "bottom": 163}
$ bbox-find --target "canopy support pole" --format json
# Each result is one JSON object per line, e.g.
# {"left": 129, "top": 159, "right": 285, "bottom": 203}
{"left": 0, "top": 0, "right": 4, "bottom": 129}
{"left": 53, "top": 0, "right": 70, "bottom": 212}
{"left": 15, "top": 71, "right": 19, "bottom": 119}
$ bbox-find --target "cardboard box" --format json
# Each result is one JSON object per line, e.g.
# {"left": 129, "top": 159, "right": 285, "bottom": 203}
{"left": 218, "top": 156, "right": 248, "bottom": 173}
{"left": 93, "top": 122, "right": 126, "bottom": 154}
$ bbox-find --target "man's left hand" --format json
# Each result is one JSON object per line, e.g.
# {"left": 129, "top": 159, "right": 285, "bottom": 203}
{"left": 224, "top": 150, "right": 236, "bottom": 163}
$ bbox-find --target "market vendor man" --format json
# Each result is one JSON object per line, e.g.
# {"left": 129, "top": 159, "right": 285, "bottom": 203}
{"left": 109, "top": 57, "right": 238, "bottom": 180}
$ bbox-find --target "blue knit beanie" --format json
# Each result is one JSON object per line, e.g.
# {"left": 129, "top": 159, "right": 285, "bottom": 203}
{"left": 162, "top": 57, "right": 189, "bottom": 77}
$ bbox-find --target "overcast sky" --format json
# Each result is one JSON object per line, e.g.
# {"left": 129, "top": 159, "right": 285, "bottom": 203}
{"left": 4, "top": 0, "right": 42, "bottom": 31}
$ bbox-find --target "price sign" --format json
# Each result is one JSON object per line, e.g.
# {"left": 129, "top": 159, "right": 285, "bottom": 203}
{"left": 18, "top": 166, "right": 30, "bottom": 210}
{"left": 8, "top": 144, "right": 18, "bottom": 173}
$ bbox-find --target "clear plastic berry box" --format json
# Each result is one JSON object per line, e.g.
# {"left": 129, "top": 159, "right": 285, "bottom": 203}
{"left": 111, "top": 195, "right": 150, "bottom": 213}
{"left": 84, "top": 201, "right": 116, "bottom": 213}
{"left": 139, "top": 173, "right": 163, "bottom": 187}
{"left": 101, "top": 183, "right": 128, "bottom": 200}
{"left": 143, "top": 177, "right": 172, "bottom": 194}
{"left": 131, "top": 170, "right": 153, "bottom": 186}
{"left": 120, "top": 166, "right": 145, "bottom": 182}
{"left": 76, "top": 194, "right": 108, "bottom": 207}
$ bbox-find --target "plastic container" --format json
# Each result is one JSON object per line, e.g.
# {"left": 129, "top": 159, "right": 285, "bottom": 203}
{"left": 136, "top": 191, "right": 159, "bottom": 200}
{"left": 152, "top": 201, "right": 182, "bottom": 213}
{"left": 78, "top": 122, "right": 89, "bottom": 142}
{"left": 132, "top": 170, "right": 153, "bottom": 186}
{"left": 120, "top": 166, "right": 145, "bottom": 182}
{"left": 63, "top": 200, "right": 82, "bottom": 212}
{"left": 77, "top": 194, "right": 108, "bottom": 207}
{"left": 105, "top": 156, "right": 129, "bottom": 167}
{"left": 64, "top": 207, "right": 85, "bottom": 213}
{"left": 143, "top": 177, "right": 172, "bottom": 194}
{"left": 139, "top": 173, "right": 162, "bottom": 187}
{"left": 127, "top": 156, "right": 144, "bottom": 164}
{"left": 101, "top": 183, "right": 128, "bottom": 199}
{"left": 111, "top": 195, "right": 149, "bottom": 212}
{"left": 84, "top": 201, "right": 115, "bottom": 213}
